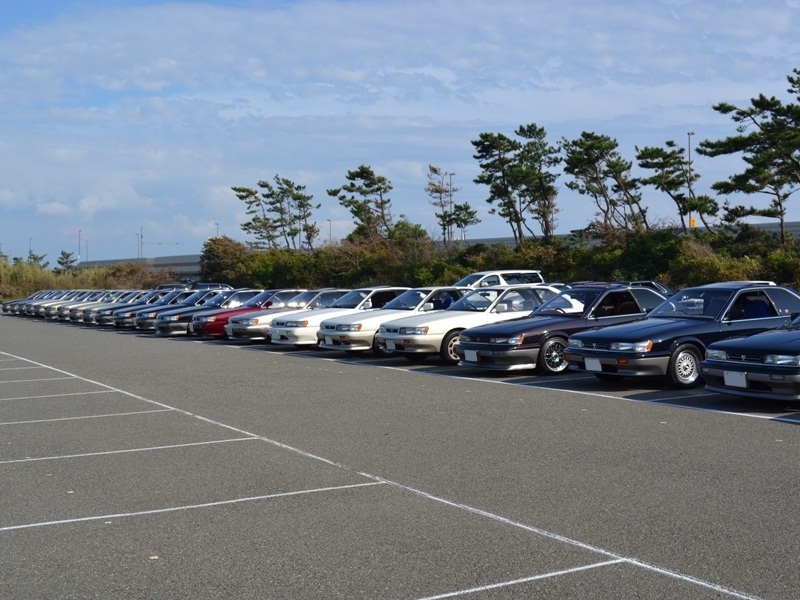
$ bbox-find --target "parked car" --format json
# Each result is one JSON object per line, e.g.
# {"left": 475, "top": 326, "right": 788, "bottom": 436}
{"left": 454, "top": 283, "right": 667, "bottom": 374}
{"left": 2, "top": 289, "right": 54, "bottom": 313}
{"left": 453, "top": 270, "right": 545, "bottom": 288}
{"left": 268, "top": 286, "right": 410, "bottom": 347}
{"left": 317, "top": 286, "right": 469, "bottom": 355}
{"left": 92, "top": 288, "right": 172, "bottom": 326}
{"left": 133, "top": 288, "right": 226, "bottom": 331}
{"left": 224, "top": 289, "right": 350, "bottom": 342}
{"left": 699, "top": 319, "right": 800, "bottom": 401}
{"left": 66, "top": 289, "right": 136, "bottom": 322}
{"left": 33, "top": 289, "right": 93, "bottom": 318}
{"left": 189, "top": 288, "right": 306, "bottom": 339}
{"left": 376, "top": 284, "right": 559, "bottom": 364}
{"left": 154, "top": 289, "right": 262, "bottom": 336}
{"left": 565, "top": 281, "right": 800, "bottom": 388}
{"left": 53, "top": 290, "right": 112, "bottom": 320}
{"left": 113, "top": 289, "right": 195, "bottom": 328}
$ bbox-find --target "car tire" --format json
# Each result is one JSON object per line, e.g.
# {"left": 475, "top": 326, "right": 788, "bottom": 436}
{"left": 439, "top": 331, "right": 461, "bottom": 365}
{"left": 538, "top": 337, "right": 568, "bottom": 375}
{"left": 372, "top": 333, "right": 391, "bottom": 356}
{"left": 667, "top": 344, "right": 701, "bottom": 388}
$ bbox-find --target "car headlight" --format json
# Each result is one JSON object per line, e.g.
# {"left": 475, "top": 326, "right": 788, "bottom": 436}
{"left": 336, "top": 323, "right": 362, "bottom": 332}
{"left": 609, "top": 341, "right": 653, "bottom": 352}
{"left": 705, "top": 348, "right": 728, "bottom": 361}
{"left": 284, "top": 320, "right": 308, "bottom": 327}
{"left": 163, "top": 315, "right": 181, "bottom": 321}
{"left": 568, "top": 338, "right": 583, "bottom": 348}
{"left": 399, "top": 326, "right": 429, "bottom": 335}
{"left": 142, "top": 312, "right": 157, "bottom": 318}
{"left": 490, "top": 335, "right": 524, "bottom": 345}
{"left": 195, "top": 316, "right": 216, "bottom": 323}
{"left": 764, "top": 354, "right": 800, "bottom": 366}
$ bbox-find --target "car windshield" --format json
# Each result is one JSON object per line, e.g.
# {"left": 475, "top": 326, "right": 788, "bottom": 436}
{"left": 243, "top": 290, "right": 276, "bottom": 307}
{"left": 329, "top": 290, "right": 369, "bottom": 309}
{"left": 534, "top": 290, "right": 600, "bottom": 316}
{"left": 452, "top": 274, "right": 483, "bottom": 287}
{"left": 382, "top": 289, "right": 431, "bottom": 310}
{"left": 650, "top": 289, "right": 733, "bottom": 319}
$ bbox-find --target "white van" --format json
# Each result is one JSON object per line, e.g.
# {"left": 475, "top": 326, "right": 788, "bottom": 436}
{"left": 453, "top": 270, "right": 545, "bottom": 288}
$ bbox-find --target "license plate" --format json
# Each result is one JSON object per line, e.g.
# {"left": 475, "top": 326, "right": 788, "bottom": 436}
{"left": 723, "top": 370, "right": 747, "bottom": 388}
{"left": 325, "top": 336, "right": 333, "bottom": 345}
{"left": 465, "top": 349, "right": 478, "bottom": 362}
{"left": 386, "top": 340, "right": 396, "bottom": 350}
{"left": 585, "top": 357, "right": 602, "bottom": 371}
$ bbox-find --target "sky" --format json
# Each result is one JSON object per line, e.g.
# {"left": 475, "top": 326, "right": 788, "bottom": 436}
{"left": 1, "top": 0, "right": 799, "bottom": 262}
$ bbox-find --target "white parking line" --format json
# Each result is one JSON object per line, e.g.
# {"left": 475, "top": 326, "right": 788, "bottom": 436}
{"left": 0, "top": 365, "right": 45, "bottom": 371}
{"left": 0, "top": 481, "right": 384, "bottom": 532}
{"left": 0, "top": 376, "right": 75, "bottom": 384}
{"left": 418, "top": 559, "right": 625, "bottom": 599}
{"left": 0, "top": 437, "right": 257, "bottom": 464}
{"left": 0, "top": 390, "right": 115, "bottom": 402}
{"left": 0, "top": 408, "right": 172, "bottom": 426}
{"left": 0, "top": 350, "right": 763, "bottom": 599}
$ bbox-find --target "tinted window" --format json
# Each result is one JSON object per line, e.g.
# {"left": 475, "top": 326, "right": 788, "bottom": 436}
{"left": 766, "top": 287, "right": 800, "bottom": 318}
{"left": 631, "top": 288, "right": 665, "bottom": 311}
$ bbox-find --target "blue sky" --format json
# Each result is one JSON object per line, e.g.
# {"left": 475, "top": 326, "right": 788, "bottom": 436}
{"left": 1, "top": 0, "right": 799, "bottom": 262}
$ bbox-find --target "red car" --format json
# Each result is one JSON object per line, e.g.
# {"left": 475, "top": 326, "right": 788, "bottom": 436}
{"left": 189, "top": 289, "right": 305, "bottom": 339}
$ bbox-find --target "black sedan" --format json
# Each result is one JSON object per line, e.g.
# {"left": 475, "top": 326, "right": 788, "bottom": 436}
{"left": 454, "top": 283, "right": 666, "bottom": 374}
{"left": 700, "top": 322, "right": 800, "bottom": 401}
{"left": 154, "top": 289, "right": 262, "bottom": 336}
{"left": 565, "top": 281, "right": 800, "bottom": 388}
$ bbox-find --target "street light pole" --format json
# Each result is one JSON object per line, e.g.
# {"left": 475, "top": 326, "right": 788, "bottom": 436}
{"left": 84, "top": 239, "right": 89, "bottom": 261}
{"left": 78, "top": 229, "right": 82, "bottom": 260}
{"left": 687, "top": 131, "right": 695, "bottom": 228}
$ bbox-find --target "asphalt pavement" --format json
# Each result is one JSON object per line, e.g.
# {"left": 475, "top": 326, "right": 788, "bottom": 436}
{"left": 1, "top": 315, "right": 798, "bottom": 599}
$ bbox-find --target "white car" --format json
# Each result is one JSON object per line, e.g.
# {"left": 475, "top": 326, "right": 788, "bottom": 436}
{"left": 224, "top": 289, "right": 350, "bottom": 342}
{"left": 453, "top": 269, "right": 545, "bottom": 288}
{"left": 375, "top": 284, "right": 559, "bottom": 364}
{"left": 316, "top": 286, "right": 469, "bottom": 355}
{"left": 268, "top": 286, "right": 410, "bottom": 347}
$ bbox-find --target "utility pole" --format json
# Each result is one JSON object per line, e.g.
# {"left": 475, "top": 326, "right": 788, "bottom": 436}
{"left": 687, "top": 131, "right": 696, "bottom": 228}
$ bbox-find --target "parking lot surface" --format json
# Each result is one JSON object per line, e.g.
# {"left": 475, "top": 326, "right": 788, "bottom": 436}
{"left": 2, "top": 315, "right": 799, "bottom": 599}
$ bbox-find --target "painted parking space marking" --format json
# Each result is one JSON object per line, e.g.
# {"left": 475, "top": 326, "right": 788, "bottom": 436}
{"left": 0, "top": 481, "right": 384, "bottom": 532}
{"left": 0, "top": 390, "right": 115, "bottom": 403}
{"left": 0, "top": 407, "right": 172, "bottom": 426}
{"left": 0, "top": 436, "right": 257, "bottom": 464}
{"left": 0, "top": 376, "right": 75, "bottom": 384}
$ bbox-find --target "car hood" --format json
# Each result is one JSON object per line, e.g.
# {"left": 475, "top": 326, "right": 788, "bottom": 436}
{"left": 321, "top": 308, "right": 425, "bottom": 327}
{"left": 710, "top": 326, "right": 800, "bottom": 354}
{"left": 572, "top": 317, "right": 709, "bottom": 342}
{"left": 273, "top": 307, "right": 370, "bottom": 325}
{"left": 462, "top": 314, "right": 582, "bottom": 336}
{"left": 379, "top": 308, "right": 523, "bottom": 333}
{"left": 193, "top": 305, "right": 259, "bottom": 319}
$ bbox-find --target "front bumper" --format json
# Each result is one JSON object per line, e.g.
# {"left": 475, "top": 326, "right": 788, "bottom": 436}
{"left": 269, "top": 327, "right": 318, "bottom": 346}
{"left": 317, "top": 330, "right": 373, "bottom": 352}
{"left": 155, "top": 320, "right": 189, "bottom": 335}
{"left": 375, "top": 334, "right": 442, "bottom": 355}
{"left": 567, "top": 350, "right": 671, "bottom": 378}
{"left": 701, "top": 362, "right": 800, "bottom": 401}
{"left": 455, "top": 344, "right": 540, "bottom": 371}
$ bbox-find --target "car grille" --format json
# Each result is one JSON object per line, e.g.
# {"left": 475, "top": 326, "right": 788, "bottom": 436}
{"left": 722, "top": 352, "right": 763, "bottom": 364}
{"left": 320, "top": 324, "right": 335, "bottom": 332}
{"left": 582, "top": 341, "right": 611, "bottom": 350}
{"left": 382, "top": 326, "right": 401, "bottom": 334}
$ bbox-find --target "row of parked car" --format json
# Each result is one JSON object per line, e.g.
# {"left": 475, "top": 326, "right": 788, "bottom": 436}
{"left": 5, "top": 273, "right": 800, "bottom": 402}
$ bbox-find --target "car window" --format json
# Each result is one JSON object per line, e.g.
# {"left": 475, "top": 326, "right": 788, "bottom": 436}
{"left": 724, "top": 290, "right": 778, "bottom": 321}
{"left": 765, "top": 287, "right": 800, "bottom": 318}
{"left": 631, "top": 288, "right": 665, "bottom": 311}
{"left": 591, "top": 291, "right": 640, "bottom": 317}
{"left": 535, "top": 289, "right": 598, "bottom": 316}
{"left": 451, "top": 289, "right": 500, "bottom": 311}
{"left": 480, "top": 275, "right": 500, "bottom": 287}
{"left": 651, "top": 289, "right": 733, "bottom": 319}
{"left": 383, "top": 289, "right": 429, "bottom": 310}
{"left": 495, "top": 288, "right": 545, "bottom": 313}
{"left": 368, "top": 290, "right": 404, "bottom": 308}
{"left": 504, "top": 272, "right": 544, "bottom": 284}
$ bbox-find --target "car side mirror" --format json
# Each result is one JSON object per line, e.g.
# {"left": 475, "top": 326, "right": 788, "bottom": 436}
{"left": 495, "top": 302, "right": 508, "bottom": 313}
{"left": 422, "top": 302, "right": 435, "bottom": 311}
